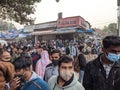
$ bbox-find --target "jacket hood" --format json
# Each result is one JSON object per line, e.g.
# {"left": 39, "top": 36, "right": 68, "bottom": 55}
{"left": 28, "top": 71, "right": 41, "bottom": 82}
{"left": 55, "top": 73, "right": 78, "bottom": 88}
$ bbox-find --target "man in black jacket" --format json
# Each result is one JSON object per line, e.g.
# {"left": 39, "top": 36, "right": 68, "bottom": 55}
{"left": 78, "top": 45, "right": 86, "bottom": 83}
{"left": 83, "top": 35, "right": 120, "bottom": 90}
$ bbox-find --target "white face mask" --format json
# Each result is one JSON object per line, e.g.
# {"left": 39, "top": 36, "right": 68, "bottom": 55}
{"left": 60, "top": 70, "right": 73, "bottom": 81}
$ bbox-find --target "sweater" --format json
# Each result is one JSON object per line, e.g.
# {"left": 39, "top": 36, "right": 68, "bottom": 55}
{"left": 48, "top": 75, "right": 85, "bottom": 90}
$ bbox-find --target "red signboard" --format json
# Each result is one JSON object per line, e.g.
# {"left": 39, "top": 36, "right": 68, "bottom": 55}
{"left": 57, "top": 16, "right": 86, "bottom": 29}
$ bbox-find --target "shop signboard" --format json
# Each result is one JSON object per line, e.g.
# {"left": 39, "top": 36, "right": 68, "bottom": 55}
{"left": 57, "top": 16, "right": 87, "bottom": 29}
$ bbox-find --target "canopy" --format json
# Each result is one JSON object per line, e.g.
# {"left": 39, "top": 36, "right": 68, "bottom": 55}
{"left": 52, "top": 30, "right": 76, "bottom": 34}
{"left": 31, "top": 30, "right": 54, "bottom": 35}
{"left": 76, "top": 29, "right": 94, "bottom": 33}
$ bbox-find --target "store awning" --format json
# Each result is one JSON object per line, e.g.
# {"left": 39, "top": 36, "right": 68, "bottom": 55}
{"left": 52, "top": 30, "right": 76, "bottom": 34}
{"left": 31, "top": 29, "right": 94, "bottom": 36}
{"left": 31, "top": 30, "right": 76, "bottom": 35}
{"left": 31, "top": 30, "right": 54, "bottom": 35}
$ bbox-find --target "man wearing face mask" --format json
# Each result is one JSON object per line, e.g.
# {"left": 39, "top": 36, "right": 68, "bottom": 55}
{"left": 83, "top": 35, "right": 120, "bottom": 90}
{"left": 9, "top": 53, "right": 50, "bottom": 90}
{"left": 48, "top": 55, "right": 85, "bottom": 90}
{"left": 44, "top": 49, "right": 61, "bottom": 82}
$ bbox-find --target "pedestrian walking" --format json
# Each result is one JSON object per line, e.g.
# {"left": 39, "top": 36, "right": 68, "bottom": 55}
{"left": 83, "top": 35, "right": 120, "bottom": 90}
{"left": 48, "top": 55, "right": 85, "bottom": 90}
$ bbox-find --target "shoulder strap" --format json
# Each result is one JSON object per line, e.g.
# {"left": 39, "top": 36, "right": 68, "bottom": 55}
{"left": 4, "top": 84, "right": 9, "bottom": 90}
{"left": 53, "top": 83, "right": 57, "bottom": 90}
{"left": 31, "top": 81, "right": 42, "bottom": 89}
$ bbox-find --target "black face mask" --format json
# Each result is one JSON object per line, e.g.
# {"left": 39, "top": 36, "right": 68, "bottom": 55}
{"left": 52, "top": 60, "right": 59, "bottom": 66}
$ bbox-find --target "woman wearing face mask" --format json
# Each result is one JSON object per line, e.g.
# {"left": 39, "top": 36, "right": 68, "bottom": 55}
{"left": 48, "top": 55, "right": 85, "bottom": 90}
{"left": 36, "top": 46, "right": 50, "bottom": 79}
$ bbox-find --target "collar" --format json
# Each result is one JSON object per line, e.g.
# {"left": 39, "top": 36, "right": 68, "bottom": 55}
{"left": 94, "top": 54, "right": 120, "bottom": 68}
{"left": 57, "top": 74, "right": 74, "bottom": 87}
{"left": 27, "top": 71, "right": 41, "bottom": 82}
{"left": 100, "top": 55, "right": 114, "bottom": 66}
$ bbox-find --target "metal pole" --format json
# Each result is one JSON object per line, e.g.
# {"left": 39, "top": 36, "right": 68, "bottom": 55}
{"left": 118, "top": 0, "right": 120, "bottom": 36}
{"left": 118, "top": 6, "right": 120, "bottom": 36}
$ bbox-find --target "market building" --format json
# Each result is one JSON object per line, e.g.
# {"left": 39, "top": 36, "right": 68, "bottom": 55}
{"left": 24, "top": 14, "right": 93, "bottom": 43}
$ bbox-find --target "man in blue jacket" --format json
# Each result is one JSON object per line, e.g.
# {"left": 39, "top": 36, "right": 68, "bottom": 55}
{"left": 10, "top": 53, "right": 50, "bottom": 90}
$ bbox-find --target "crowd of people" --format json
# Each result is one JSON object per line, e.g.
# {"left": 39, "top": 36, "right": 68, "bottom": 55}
{"left": 0, "top": 35, "right": 120, "bottom": 90}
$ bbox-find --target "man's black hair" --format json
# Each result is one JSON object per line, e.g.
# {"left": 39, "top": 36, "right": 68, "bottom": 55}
{"left": 22, "top": 46, "right": 28, "bottom": 51}
{"left": 13, "top": 53, "right": 32, "bottom": 70}
{"left": 58, "top": 55, "right": 73, "bottom": 67}
{"left": 39, "top": 45, "right": 48, "bottom": 50}
{"left": 50, "top": 49, "right": 61, "bottom": 56}
{"left": 102, "top": 36, "right": 120, "bottom": 49}
{"left": 78, "top": 45, "right": 84, "bottom": 52}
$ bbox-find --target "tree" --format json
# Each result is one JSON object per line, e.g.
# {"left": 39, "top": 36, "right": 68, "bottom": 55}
{"left": 0, "top": 0, "right": 42, "bottom": 25}
{"left": 0, "top": 0, "right": 60, "bottom": 25}
{"left": 0, "top": 19, "right": 16, "bottom": 31}
{"left": 102, "top": 23, "right": 118, "bottom": 35}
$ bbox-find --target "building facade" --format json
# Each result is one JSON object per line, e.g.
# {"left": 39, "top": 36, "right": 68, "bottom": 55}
{"left": 24, "top": 16, "right": 92, "bottom": 43}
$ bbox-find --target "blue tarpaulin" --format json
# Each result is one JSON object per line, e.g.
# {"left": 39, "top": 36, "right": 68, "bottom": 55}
{"left": 0, "top": 33, "right": 18, "bottom": 39}
{"left": 0, "top": 28, "right": 28, "bottom": 39}
{"left": 18, "top": 33, "right": 29, "bottom": 38}
{"left": 76, "top": 29, "right": 94, "bottom": 33}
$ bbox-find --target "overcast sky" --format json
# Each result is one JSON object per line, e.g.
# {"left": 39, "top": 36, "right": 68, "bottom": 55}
{"left": 34, "top": 0, "right": 117, "bottom": 29}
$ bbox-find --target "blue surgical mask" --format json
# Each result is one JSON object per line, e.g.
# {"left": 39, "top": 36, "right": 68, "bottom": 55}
{"left": 106, "top": 53, "right": 120, "bottom": 62}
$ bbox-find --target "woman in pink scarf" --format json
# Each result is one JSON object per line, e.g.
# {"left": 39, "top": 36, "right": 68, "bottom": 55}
{"left": 36, "top": 50, "right": 50, "bottom": 79}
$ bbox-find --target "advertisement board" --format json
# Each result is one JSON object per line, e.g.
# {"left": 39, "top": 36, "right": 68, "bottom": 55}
{"left": 57, "top": 16, "right": 86, "bottom": 29}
